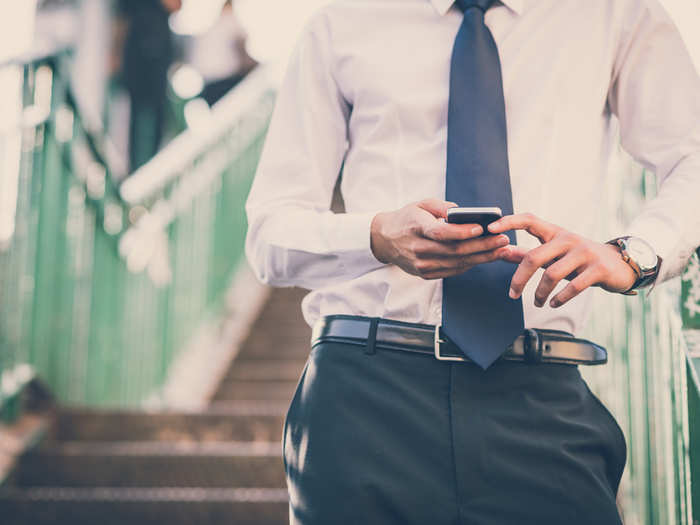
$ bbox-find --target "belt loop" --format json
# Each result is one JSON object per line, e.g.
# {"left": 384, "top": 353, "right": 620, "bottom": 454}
{"left": 365, "top": 317, "right": 379, "bottom": 355}
{"left": 523, "top": 328, "right": 543, "bottom": 364}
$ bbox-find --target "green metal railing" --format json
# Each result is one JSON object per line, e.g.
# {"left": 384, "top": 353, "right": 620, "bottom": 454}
{"left": 0, "top": 50, "right": 274, "bottom": 415}
{"left": 582, "top": 159, "right": 699, "bottom": 524}
{"left": 0, "top": 50, "right": 70, "bottom": 421}
{"left": 682, "top": 257, "right": 700, "bottom": 525}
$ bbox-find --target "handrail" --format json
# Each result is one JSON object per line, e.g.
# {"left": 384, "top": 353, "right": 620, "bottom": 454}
{"left": 579, "top": 158, "right": 697, "bottom": 523}
{"left": 0, "top": 51, "right": 69, "bottom": 421}
{"left": 116, "top": 65, "right": 277, "bottom": 286}
{"left": 63, "top": 81, "right": 128, "bottom": 181}
{"left": 1, "top": 46, "right": 277, "bottom": 412}
{"left": 0, "top": 40, "right": 72, "bottom": 71}
{"left": 120, "top": 65, "right": 278, "bottom": 206}
{"left": 0, "top": 51, "right": 63, "bottom": 139}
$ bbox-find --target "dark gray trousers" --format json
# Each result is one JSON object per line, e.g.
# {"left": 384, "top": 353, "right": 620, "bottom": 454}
{"left": 283, "top": 340, "right": 626, "bottom": 524}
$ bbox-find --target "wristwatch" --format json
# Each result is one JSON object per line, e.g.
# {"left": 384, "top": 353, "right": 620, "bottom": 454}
{"left": 606, "top": 236, "right": 661, "bottom": 294}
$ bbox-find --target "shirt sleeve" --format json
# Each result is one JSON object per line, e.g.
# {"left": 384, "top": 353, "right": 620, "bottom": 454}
{"left": 607, "top": 0, "right": 700, "bottom": 283}
{"left": 244, "top": 12, "right": 385, "bottom": 289}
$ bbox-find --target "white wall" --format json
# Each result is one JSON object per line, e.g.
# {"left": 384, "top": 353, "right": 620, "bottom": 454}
{"left": 234, "top": 0, "right": 332, "bottom": 64}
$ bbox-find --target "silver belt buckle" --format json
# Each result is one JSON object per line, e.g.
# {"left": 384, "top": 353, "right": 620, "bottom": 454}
{"left": 434, "top": 326, "right": 466, "bottom": 362}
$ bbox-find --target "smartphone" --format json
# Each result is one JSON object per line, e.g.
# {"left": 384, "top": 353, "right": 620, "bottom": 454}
{"left": 446, "top": 207, "right": 502, "bottom": 235}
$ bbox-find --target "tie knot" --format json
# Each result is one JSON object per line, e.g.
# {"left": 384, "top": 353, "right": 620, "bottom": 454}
{"left": 455, "top": 0, "right": 496, "bottom": 12}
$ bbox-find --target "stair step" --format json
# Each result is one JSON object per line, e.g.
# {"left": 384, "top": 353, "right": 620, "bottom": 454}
{"left": 53, "top": 410, "right": 284, "bottom": 442}
{"left": 212, "top": 381, "right": 298, "bottom": 402}
{"left": 33, "top": 440, "right": 282, "bottom": 455}
{"left": 16, "top": 442, "right": 286, "bottom": 488}
{"left": 224, "top": 359, "right": 306, "bottom": 382}
{"left": 206, "top": 400, "right": 288, "bottom": 416}
{"left": 0, "top": 487, "right": 288, "bottom": 525}
{"left": 237, "top": 338, "right": 311, "bottom": 360}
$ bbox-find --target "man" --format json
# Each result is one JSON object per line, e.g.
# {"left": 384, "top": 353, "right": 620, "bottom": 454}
{"left": 245, "top": 0, "right": 700, "bottom": 523}
{"left": 186, "top": 0, "right": 258, "bottom": 106}
{"left": 119, "top": 0, "right": 181, "bottom": 170}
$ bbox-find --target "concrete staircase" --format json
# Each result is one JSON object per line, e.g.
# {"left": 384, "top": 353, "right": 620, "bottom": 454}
{"left": 0, "top": 287, "right": 310, "bottom": 524}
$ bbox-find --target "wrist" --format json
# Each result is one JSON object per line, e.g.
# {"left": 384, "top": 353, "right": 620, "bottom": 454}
{"left": 603, "top": 243, "right": 638, "bottom": 294}
{"left": 370, "top": 212, "right": 391, "bottom": 264}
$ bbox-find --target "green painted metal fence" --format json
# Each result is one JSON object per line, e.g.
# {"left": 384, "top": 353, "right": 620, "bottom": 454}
{"left": 1, "top": 48, "right": 699, "bottom": 524}
{"left": 581, "top": 158, "right": 699, "bottom": 524}
{"left": 682, "top": 258, "right": 700, "bottom": 525}
{"left": 0, "top": 50, "right": 274, "bottom": 414}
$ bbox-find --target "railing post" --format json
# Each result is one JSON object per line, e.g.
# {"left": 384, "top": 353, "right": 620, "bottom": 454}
{"left": 682, "top": 254, "right": 700, "bottom": 522}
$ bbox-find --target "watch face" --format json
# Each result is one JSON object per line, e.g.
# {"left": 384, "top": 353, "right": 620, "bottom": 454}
{"left": 625, "top": 237, "right": 657, "bottom": 271}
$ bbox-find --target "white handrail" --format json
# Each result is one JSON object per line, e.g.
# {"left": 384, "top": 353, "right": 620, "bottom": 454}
{"left": 119, "top": 64, "right": 281, "bottom": 206}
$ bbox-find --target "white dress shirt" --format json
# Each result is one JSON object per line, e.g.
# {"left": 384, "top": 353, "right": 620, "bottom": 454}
{"left": 245, "top": 0, "right": 700, "bottom": 335}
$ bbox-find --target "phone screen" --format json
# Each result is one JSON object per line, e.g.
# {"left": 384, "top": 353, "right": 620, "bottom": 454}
{"left": 446, "top": 207, "right": 502, "bottom": 234}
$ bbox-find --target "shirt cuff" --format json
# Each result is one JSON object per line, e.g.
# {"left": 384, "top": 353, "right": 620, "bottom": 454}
{"left": 334, "top": 211, "right": 385, "bottom": 269}
{"left": 623, "top": 214, "right": 684, "bottom": 285}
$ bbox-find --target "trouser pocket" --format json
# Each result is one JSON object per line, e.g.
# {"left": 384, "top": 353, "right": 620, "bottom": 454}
{"left": 282, "top": 357, "right": 310, "bottom": 475}
{"left": 581, "top": 379, "right": 628, "bottom": 492}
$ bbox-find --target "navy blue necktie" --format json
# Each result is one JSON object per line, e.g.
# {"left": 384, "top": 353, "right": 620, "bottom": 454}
{"left": 442, "top": 0, "right": 524, "bottom": 369}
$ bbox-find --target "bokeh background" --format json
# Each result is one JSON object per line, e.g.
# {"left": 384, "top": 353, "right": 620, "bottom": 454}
{"left": 0, "top": 1, "right": 699, "bottom": 524}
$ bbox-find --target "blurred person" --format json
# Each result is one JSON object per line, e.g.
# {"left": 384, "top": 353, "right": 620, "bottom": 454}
{"left": 246, "top": 1, "right": 700, "bottom": 523}
{"left": 187, "top": 0, "right": 257, "bottom": 106}
{"left": 119, "top": 0, "right": 181, "bottom": 171}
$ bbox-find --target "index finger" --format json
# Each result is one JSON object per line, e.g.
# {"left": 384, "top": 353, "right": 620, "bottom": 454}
{"left": 487, "top": 213, "right": 560, "bottom": 243}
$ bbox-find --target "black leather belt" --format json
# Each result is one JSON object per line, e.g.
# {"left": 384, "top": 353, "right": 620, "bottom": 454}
{"left": 311, "top": 315, "right": 607, "bottom": 366}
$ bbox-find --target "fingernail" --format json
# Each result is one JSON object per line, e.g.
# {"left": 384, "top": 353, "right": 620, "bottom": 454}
{"left": 471, "top": 226, "right": 483, "bottom": 235}
{"left": 550, "top": 299, "right": 560, "bottom": 308}
{"left": 509, "top": 288, "right": 517, "bottom": 299}
{"left": 498, "top": 235, "right": 509, "bottom": 246}
{"left": 488, "top": 222, "right": 499, "bottom": 232}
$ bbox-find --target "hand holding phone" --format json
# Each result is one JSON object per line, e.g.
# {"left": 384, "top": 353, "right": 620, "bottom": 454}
{"left": 370, "top": 199, "right": 512, "bottom": 280}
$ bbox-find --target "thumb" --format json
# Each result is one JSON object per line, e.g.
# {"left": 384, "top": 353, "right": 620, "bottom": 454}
{"left": 416, "top": 198, "right": 458, "bottom": 219}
